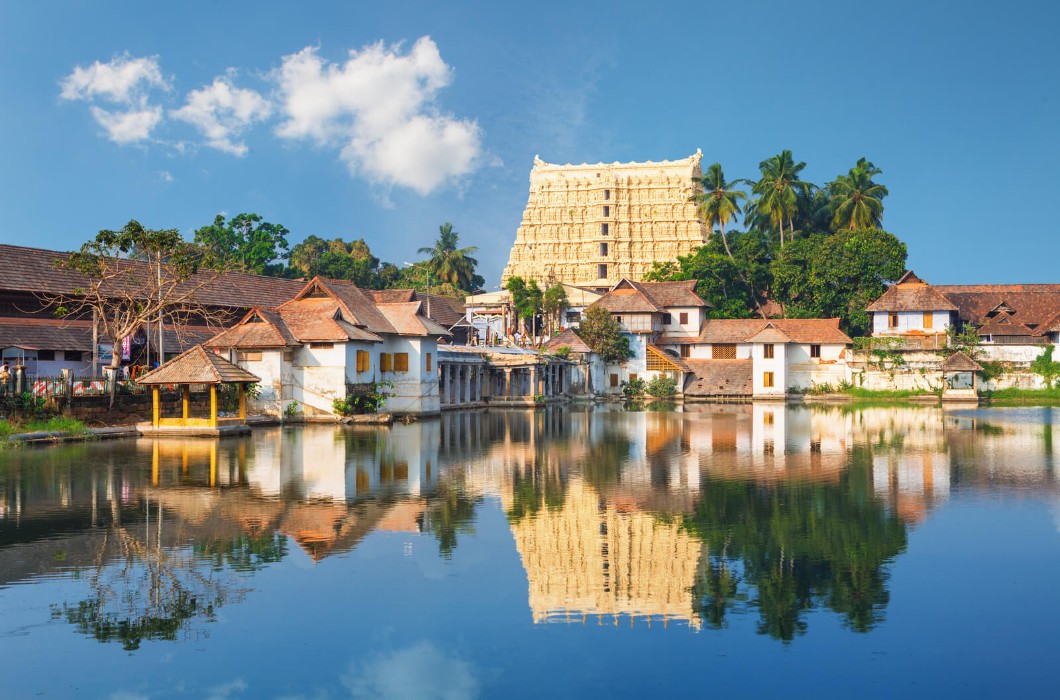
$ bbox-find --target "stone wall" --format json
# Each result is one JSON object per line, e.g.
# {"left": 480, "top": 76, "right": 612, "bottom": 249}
{"left": 59, "top": 392, "right": 212, "bottom": 424}
{"left": 501, "top": 152, "right": 709, "bottom": 288}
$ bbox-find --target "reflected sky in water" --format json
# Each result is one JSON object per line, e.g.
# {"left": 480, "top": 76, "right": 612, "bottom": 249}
{"left": 1, "top": 405, "right": 1058, "bottom": 698}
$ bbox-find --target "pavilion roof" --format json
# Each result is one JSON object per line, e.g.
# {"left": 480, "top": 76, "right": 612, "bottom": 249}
{"left": 941, "top": 351, "right": 983, "bottom": 372}
{"left": 136, "top": 345, "right": 260, "bottom": 385}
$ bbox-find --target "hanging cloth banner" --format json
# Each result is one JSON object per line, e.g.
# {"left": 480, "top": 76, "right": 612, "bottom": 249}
{"left": 121, "top": 336, "right": 132, "bottom": 361}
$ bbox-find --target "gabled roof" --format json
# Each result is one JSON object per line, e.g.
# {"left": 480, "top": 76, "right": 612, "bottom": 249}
{"left": 646, "top": 344, "right": 689, "bottom": 372}
{"left": 375, "top": 302, "right": 451, "bottom": 337}
{"left": 136, "top": 345, "right": 260, "bottom": 385}
{"left": 697, "top": 318, "right": 851, "bottom": 345}
{"left": 942, "top": 351, "right": 982, "bottom": 372}
{"left": 1034, "top": 310, "right": 1060, "bottom": 336}
{"left": 638, "top": 280, "right": 707, "bottom": 308}
{"left": 977, "top": 316, "right": 1034, "bottom": 336}
{"left": 208, "top": 308, "right": 299, "bottom": 349}
{"left": 866, "top": 271, "right": 958, "bottom": 312}
{"left": 935, "top": 284, "right": 1060, "bottom": 328}
{"left": 287, "top": 278, "right": 397, "bottom": 335}
{"left": 594, "top": 279, "right": 665, "bottom": 314}
{"left": 542, "top": 327, "right": 591, "bottom": 354}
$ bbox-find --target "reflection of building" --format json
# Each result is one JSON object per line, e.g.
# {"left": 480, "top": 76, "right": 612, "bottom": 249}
{"left": 505, "top": 478, "right": 703, "bottom": 629}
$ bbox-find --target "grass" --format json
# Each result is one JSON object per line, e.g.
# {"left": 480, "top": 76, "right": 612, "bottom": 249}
{"left": 980, "top": 387, "right": 1060, "bottom": 405}
{"left": 0, "top": 416, "right": 89, "bottom": 438}
{"left": 845, "top": 387, "right": 938, "bottom": 400}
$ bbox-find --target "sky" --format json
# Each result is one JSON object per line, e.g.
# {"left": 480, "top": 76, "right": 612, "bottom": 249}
{"left": 1, "top": 0, "right": 1057, "bottom": 288}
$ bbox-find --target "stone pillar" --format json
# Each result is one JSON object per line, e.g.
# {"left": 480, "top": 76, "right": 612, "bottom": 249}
{"left": 531, "top": 366, "right": 540, "bottom": 397}
{"left": 439, "top": 364, "right": 447, "bottom": 405}
{"left": 503, "top": 369, "right": 512, "bottom": 399}
{"left": 463, "top": 365, "right": 472, "bottom": 404}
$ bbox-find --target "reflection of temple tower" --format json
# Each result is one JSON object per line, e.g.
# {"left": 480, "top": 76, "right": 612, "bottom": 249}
{"left": 505, "top": 478, "right": 703, "bottom": 629}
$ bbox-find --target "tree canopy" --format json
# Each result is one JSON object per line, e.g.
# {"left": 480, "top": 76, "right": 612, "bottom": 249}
{"left": 194, "top": 213, "right": 290, "bottom": 275}
{"left": 418, "top": 222, "right": 483, "bottom": 293}
{"left": 576, "top": 305, "right": 632, "bottom": 363}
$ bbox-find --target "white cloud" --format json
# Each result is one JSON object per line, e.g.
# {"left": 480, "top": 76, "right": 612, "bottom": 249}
{"left": 172, "top": 75, "right": 271, "bottom": 156}
{"left": 61, "top": 53, "right": 169, "bottom": 144}
{"left": 158, "top": 170, "right": 174, "bottom": 183}
{"left": 274, "top": 37, "right": 481, "bottom": 194}
{"left": 342, "top": 641, "right": 480, "bottom": 700}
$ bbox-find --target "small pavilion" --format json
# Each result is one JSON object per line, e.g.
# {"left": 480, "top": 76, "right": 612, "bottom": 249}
{"left": 136, "top": 345, "right": 260, "bottom": 434}
{"left": 941, "top": 351, "right": 983, "bottom": 403}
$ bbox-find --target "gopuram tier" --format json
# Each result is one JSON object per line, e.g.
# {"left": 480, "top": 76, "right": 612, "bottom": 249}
{"left": 501, "top": 151, "right": 709, "bottom": 291}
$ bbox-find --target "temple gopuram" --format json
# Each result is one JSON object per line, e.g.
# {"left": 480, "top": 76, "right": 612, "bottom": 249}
{"left": 501, "top": 151, "right": 709, "bottom": 291}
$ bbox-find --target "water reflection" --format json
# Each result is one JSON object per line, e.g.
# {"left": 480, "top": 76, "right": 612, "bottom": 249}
{"left": 1, "top": 404, "right": 1058, "bottom": 652}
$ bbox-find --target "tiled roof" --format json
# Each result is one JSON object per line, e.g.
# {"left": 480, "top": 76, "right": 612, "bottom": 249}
{"left": 683, "top": 359, "right": 752, "bottom": 397}
{"left": 866, "top": 274, "right": 958, "bottom": 312}
{"left": 638, "top": 280, "right": 707, "bottom": 308}
{"left": 592, "top": 278, "right": 709, "bottom": 315}
{"left": 0, "top": 244, "right": 305, "bottom": 309}
{"left": 1034, "top": 310, "right": 1060, "bottom": 335}
{"left": 977, "top": 317, "right": 1035, "bottom": 336}
{"left": 376, "top": 302, "right": 451, "bottom": 337}
{"left": 698, "top": 318, "right": 851, "bottom": 344}
{"left": 137, "top": 345, "right": 260, "bottom": 385}
{"left": 934, "top": 285, "right": 1060, "bottom": 328}
{"left": 746, "top": 323, "right": 792, "bottom": 344}
{"left": 308, "top": 279, "right": 397, "bottom": 335}
{"left": 0, "top": 319, "right": 212, "bottom": 353}
{"left": 942, "top": 351, "right": 982, "bottom": 372}
{"left": 207, "top": 309, "right": 299, "bottom": 348}
{"left": 647, "top": 344, "right": 690, "bottom": 372}
{"left": 543, "top": 327, "right": 591, "bottom": 353}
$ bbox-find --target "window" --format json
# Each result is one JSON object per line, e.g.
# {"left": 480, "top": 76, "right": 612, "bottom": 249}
{"left": 239, "top": 351, "right": 262, "bottom": 362}
{"left": 680, "top": 344, "right": 691, "bottom": 358}
{"left": 923, "top": 312, "right": 934, "bottom": 329}
{"left": 888, "top": 313, "right": 899, "bottom": 328}
{"left": 679, "top": 312, "right": 688, "bottom": 325}
{"left": 604, "top": 188, "right": 611, "bottom": 200}
{"left": 603, "top": 205, "right": 610, "bottom": 217}
{"left": 610, "top": 373, "right": 619, "bottom": 388}
{"left": 598, "top": 264, "right": 608, "bottom": 279}
{"left": 712, "top": 344, "right": 737, "bottom": 359}
{"left": 810, "top": 344, "right": 821, "bottom": 358}
{"left": 395, "top": 352, "right": 409, "bottom": 372}
{"left": 661, "top": 313, "right": 672, "bottom": 325}
{"left": 65, "top": 351, "right": 83, "bottom": 362}
{"left": 310, "top": 342, "right": 334, "bottom": 349}
{"left": 37, "top": 350, "right": 55, "bottom": 361}
{"left": 380, "top": 353, "right": 393, "bottom": 372}
{"left": 282, "top": 350, "right": 294, "bottom": 362}
{"left": 763, "top": 371, "right": 775, "bottom": 388}
{"left": 601, "top": 223, "right": 609, "bottom": 236}
{"left": 615, "top": 315, "right": 622, "bottom": 325}
{"left": 426, "top": 352, "right": 432, "bottom": 372}
{"left": 763, "top": 343, "right": 774, "bottom": 359}
{"left": 599, "top": 242, "right": 608, "bottom": 256}
{"left": 356, "top": 350, "right": 370, "bottom": 372}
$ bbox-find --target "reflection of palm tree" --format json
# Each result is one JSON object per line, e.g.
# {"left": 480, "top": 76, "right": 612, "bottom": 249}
{"left": 422, "top": 480, "right": 481, "bottom": 559}
{"left": 693, "top": 546, "right": 741, "bottom": 629}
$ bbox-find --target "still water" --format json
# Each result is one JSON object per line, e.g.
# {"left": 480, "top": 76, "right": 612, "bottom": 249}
{"left": 1, "top": 405, "right": 1058, "bottom": 699}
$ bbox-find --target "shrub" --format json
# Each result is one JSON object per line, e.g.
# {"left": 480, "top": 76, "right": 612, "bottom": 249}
{"left": 621, "top": 377, "right": 646, "bottom": 398}
{"left": 336, "top": 381, "right": 394, "bottom": 415}
{"left": 645, "top": 375, "right": 677, "bottom": 398}
{"left": 551, "top": 346, "right": 572, "bottom": 359}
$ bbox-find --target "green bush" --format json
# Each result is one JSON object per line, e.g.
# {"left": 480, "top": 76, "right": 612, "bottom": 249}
{"left": 645, "top": 375, "right": 677, "bottom": 397}
{"left": 335, "top": 381, "right": 394, "bottom": 415}
{"left": 621, "top": 377, "right": 646, "bottom": 398}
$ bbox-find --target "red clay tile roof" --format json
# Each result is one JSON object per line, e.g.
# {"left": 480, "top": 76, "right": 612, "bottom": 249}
{"left": 207, "top": 308, "right": 299, "bottom": 348}
{"left": 934, "top": 285, "right": 1060, "bottom": 328}
{"left": 698, "top": 318, "right": 851, "bottom": 344}
{"left": 638, "top": 280, "right": 707, "bottom": 308}
{"left": 866, "top": 274, "right": 958, "bottom": 312}
{"left": 592, "top": 278, "right": 709, "bottom": 315}
{"left": 136, "top": 345, "right": 260, "bottom": 385}
{"left": 543, "top": 327, "right": 591, "bottom": 353}
{"left": 976, "top": 316, "right": 1035, "bottom": 336}
{"left": 0, "top": 244, "right": 305, "bottom": 309}
{"left": 683, "top": 359, "right": 752, "bottom": 396}
{"left": 300, "top": 279, "right": 397, "bottom": 335}
{"left": 942, "top": 351, "right": 982, "bottom": 372}
{"left": 376, "top": 302, "right": 451, "bottom": 337}
{"left": 0, "top": 319, "right": 212, "bottom": 353}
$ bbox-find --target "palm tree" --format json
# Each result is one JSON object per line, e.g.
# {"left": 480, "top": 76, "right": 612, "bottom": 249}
{"left": 828, "top": 158, "right": 888, "bottom": 231}
{"left": 690, "top": 162, "right": 747, "bottom": 260}
{"left": 417, "top": 222, "right": 480, "bottom": 292}
{"left": 747, "top": 150, "right": 814, "bottom": 247}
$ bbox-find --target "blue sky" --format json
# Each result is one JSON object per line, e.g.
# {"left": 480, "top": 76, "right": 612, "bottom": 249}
{"left": 1, "top": 0, "right": 1057, "bottom": 287}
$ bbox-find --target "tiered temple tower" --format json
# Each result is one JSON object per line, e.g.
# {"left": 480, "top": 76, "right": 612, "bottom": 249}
{"left": 501, "top": 151, "right": 709, "bottom": 291}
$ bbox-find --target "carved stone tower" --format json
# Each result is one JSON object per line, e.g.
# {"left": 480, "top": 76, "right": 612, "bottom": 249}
{"left": 501, "top": 151, "right": 708, "bottom": 291}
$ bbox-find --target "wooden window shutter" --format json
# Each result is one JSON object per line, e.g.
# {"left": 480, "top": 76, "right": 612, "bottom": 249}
{"left": 395, "top": 352, "right": 409, "bottom": 372}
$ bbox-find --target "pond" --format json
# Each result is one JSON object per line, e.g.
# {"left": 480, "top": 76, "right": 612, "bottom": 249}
{"left": 1, "top": 404, "right": 1058, "bottom": 699}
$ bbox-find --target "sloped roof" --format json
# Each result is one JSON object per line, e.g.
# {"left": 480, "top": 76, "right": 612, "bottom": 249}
{"left": 747, "top": 323, "right": 793, "bottom": 344}
{"left": 647, "top": 344, "right": 690, "bottom": 372}
{"left": 0, "top": 319, "right": 212, "bottom": 354}
{"left": 977, "top": 316, "right": 1035, "bottom": 336}
{"left": 543, "top": 327, "right": 591, "bottom": 353}
{"left": 935, "top": 284, "right": 1060, "bottom": 328}
{"left": 866, "top": 272, "right": 958, "bottom": 312}
{"left": 300, "top": 278, "right": 397, "bottom": 335}
{"left": 0, "top": 244, "right": 305, "bottom": 309}
{"left": 683, "top": 359, "right": 752, "bottom": 397}
{"left": 376, "top": 302, "right": 451, "bottom": 337}
{"left": 942, "top": 351, "right": 982, "bottom": 372}
{"left": 136, "top": 345, "right": 260, "bottom": 385}
{"left": 638, "top": 280, "right": 707, "bottom": 308}
{"left": 593, "top": 278, "right": 709, "bottom": 315}
{"left": 697, "top": 318, "right": 851, "bottom": 344}
{"left": 208, "top": 308, "right": 299, "bottom": 348}
{"left": 1034, "top": 310, "right": 1060, "bottom": 336}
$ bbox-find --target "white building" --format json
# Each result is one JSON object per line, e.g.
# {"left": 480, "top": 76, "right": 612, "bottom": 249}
{"left": 207, "top": 277, "right": 450, "bottom": 417}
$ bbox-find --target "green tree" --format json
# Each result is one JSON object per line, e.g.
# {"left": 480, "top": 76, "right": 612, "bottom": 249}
{"left": 542, "top": 283, "right": 569, "bottom": 334}
{"left": 690, "top": 162, "right": 747, "bottom": 260}
{"left": 288, "top": 234, "right": 330, "bottom": 275}
{"left": 1030, "top": 346, "right": 1060, "bottom": 389}
{"left": 505, "top": 276, "right": 543, "bottom": 338}
{"left": 828, "top": 158, "right": 889, "bottom": 231}
{"left": 576, "top": 305, "right": 631, "bottom": 363}
{"left": 746, "top": 150, "right": 814, "bottom": 247}
{"left": 194, "top": 213, "right": 290, "bottom": 275}
{"left": 417, "top": 222, "right": 482, "bottom": 293}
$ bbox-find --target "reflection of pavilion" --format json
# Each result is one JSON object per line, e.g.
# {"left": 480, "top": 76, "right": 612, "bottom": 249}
{"left": 505, "top": 478, "right": 703, "bottom": 629}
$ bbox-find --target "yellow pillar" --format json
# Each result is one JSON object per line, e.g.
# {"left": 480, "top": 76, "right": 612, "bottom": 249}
{"left": 152, "top": 386, "right": 160, "bottom": 427}
{"left": 181, "top": 385, "right": 190, "bottom": 423}
{"left": 210, "top": 384, "right": 218, "bottom": 428}
{"left": 238, "top": 383, "right": 246, "bottom": 420}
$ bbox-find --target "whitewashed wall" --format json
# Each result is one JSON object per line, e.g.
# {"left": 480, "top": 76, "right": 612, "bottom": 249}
{"left": 872, "top": 310, "right": 953, "bottom": 336}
